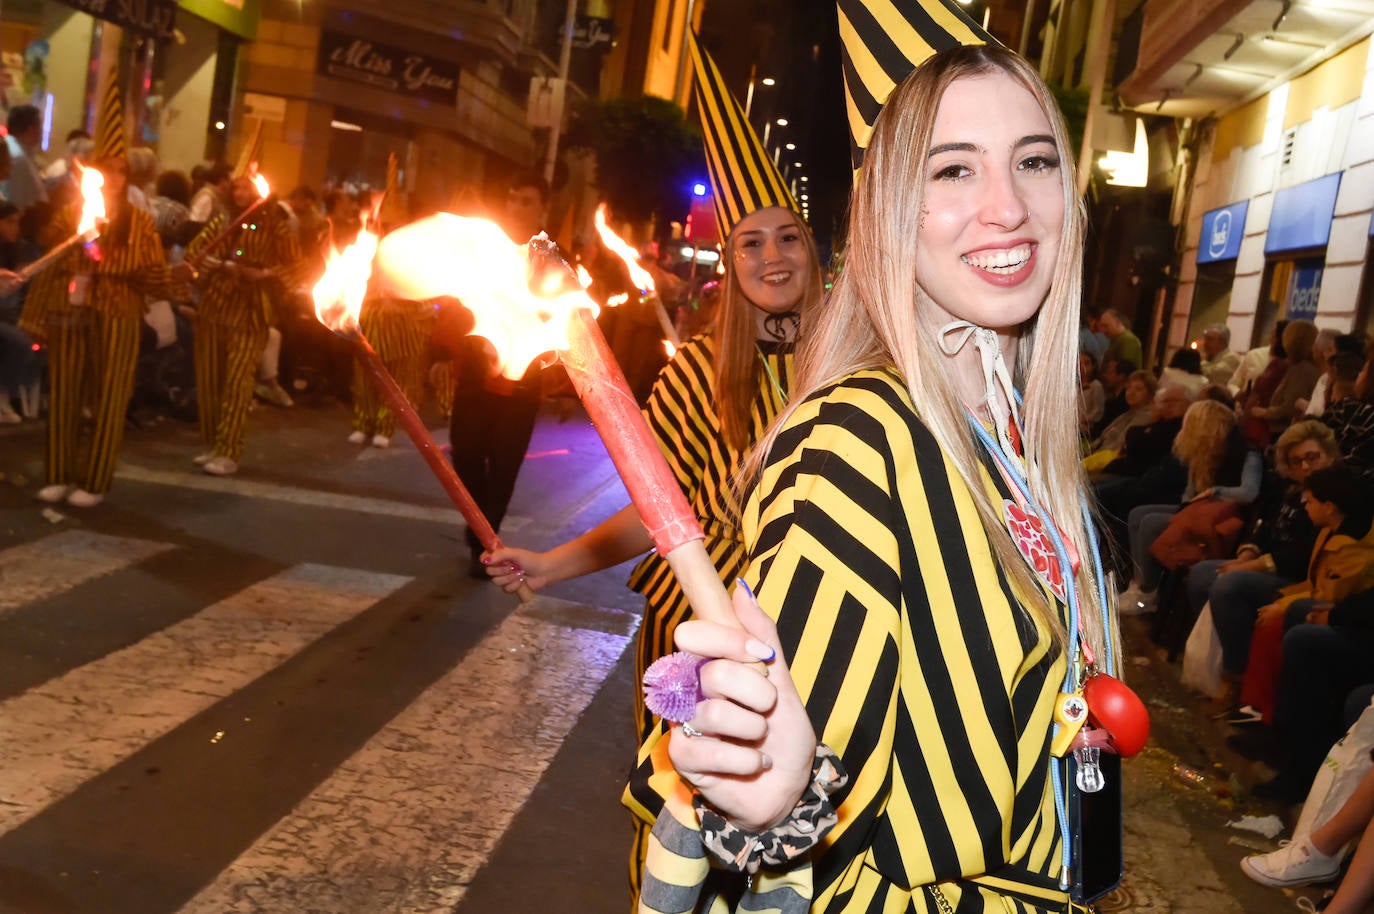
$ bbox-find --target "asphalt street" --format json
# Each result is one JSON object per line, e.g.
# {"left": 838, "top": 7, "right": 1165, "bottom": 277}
{"left": 0, "top": 391, "right": 1330, "bottom": 913}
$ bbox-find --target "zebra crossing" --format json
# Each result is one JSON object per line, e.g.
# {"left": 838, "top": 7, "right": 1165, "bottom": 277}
{"left": 0, "top": 528, "right": 638, "bottom": 914}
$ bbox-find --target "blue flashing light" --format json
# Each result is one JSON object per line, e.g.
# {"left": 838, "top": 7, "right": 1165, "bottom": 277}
{"left": 692, "top": 182, "right": 708, "bottom": 197}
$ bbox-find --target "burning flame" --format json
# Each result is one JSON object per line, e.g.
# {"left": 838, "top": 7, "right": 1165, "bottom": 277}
{"left": 75, "top": 163, "right": 106, "bottom": 236}
{"left": 663, "top": 340, "right": 677, "bottom": 358}
{"left": 374, "top": 214, "right": 597, "bottom": 380}
{"left": 251, "top": 173, "right": 271, "bottom": 198}
{"left": 575, "top": 265, "right": 593, "bottom": 288}
{"left": 594, "top": 204, "right": 655, "bottom": 295}
{"left": 607, "top": 293, "right": 630, "bottom": 307}
{"left": 312, "top": 216, "right": 380, "bottom": 335}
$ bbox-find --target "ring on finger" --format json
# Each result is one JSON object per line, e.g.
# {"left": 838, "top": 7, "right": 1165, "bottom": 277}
{"left": 680, "top": 722, "right": 705, "bottom": 739}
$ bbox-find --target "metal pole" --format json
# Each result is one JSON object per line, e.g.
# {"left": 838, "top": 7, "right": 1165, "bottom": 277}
{"left": 1076, "top": 0, "right": 1117, "bottom": 195}
{"left": 744, "top": 64, "right": 756, "bottom": 119}
{"left": 544, "top": 0, "right": 578, "bottom": 186}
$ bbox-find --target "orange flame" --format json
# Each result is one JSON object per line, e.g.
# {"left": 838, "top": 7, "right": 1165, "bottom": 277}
{"left": 663, "top": 340, "right": 677, "bottom": 358}
{"left": 594, "top": 204, "right": 655, "bottom": 295}
{"left": 373, "top": 214, "right": 596, "bottom": 380}
{"left": 75, "top": 163, "right": 106, "bottom": 236}
{"left": 312, "top": 216, "right": 380, "bottom": 335}
{"left": 607, "top": 293, "right": 630, "bottom": 307}
{"left": 251, "top": 173, "right": 271, "bottom": 198}
{"left": 575, "top": 265, "right": 593, "bottom": 288}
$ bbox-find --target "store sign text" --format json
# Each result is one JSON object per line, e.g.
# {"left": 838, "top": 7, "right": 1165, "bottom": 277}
{"left": 55, "top": 0, "right": 177, "bottom": 39}
{"left": 318, "top": 32, "right": 459, "bottom": 106}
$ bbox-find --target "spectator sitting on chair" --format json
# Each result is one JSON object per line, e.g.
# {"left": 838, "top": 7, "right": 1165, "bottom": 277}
{"left": 1321, "top": 352, "right": 1374, "bottom": 484}
{"left": 1117, "top": 398, "right": 1262, "bottom": 614}
{"left": 1191, "top": 420, "right": 1338, "bottom": 717}
{"left": 1301, "top": 328, "right": 1340, "bottom": 416}
{"left": 1161, "top": 346, "right": 1209, "bottom": 398}
{"left": 1092, "top": 354, "right": 1136, "bottom": 438}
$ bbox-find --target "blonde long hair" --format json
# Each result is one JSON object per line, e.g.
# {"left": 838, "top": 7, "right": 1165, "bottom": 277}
{"left": 713, "top": 210, "right": 824, "bottom": 453}
{"left": 1173, "top": 399, "right": 1239, "bottom": 492}
{"left": 751, "top": 46, "right": 1103, "bottom": 657}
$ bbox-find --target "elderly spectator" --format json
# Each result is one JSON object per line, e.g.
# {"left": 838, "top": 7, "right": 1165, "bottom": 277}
{"left": 1252, "top": 319, "right": 1320, "bottom": 435}
{"left": 2, "top": 106, "right": 48, "bottom": 209}
{"left": 1230, "top": 313, "right": 1282, "bottom": 395}
{"left": 41, "top": 129, "right": 93, "bottom": 208}
{"left": 1100, "top": 307, "right": 1143, "bottom": 370}
{"left": 1200, "top": 323, "right": 1241, "bottom": 387}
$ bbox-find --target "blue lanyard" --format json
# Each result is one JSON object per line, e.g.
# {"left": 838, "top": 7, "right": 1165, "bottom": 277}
{"left": 964, "top": 412, "right": 1113, "bottom": 887}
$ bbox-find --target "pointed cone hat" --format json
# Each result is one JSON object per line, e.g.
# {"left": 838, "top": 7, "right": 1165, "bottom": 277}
{"left": 838, "top": 0, "right": 994, "bottom": 170}
{"left": 688, "top": 31, "right": 798, "bottom": 242}
{"left": 94, "top": 66, "right": 127, "bottom": 161}
{"left": 233, "top": 118, "right": 265, "bottom": 179}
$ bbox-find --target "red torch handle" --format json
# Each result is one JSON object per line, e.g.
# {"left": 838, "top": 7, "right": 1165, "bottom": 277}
{"left": 561, "top": 308, "right": 740, "bottom": 631}
{"left": 351, "top": 334, "right": 535, "bottom": 603}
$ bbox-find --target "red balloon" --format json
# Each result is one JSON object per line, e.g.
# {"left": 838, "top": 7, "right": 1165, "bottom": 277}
{"left": 1084, "top": 673, "right": 1151, "bottom": 757}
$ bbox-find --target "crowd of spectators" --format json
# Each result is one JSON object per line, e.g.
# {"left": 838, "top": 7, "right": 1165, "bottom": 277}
{"left": 1080, "top": 308, "right": 1374, "bottom": 904}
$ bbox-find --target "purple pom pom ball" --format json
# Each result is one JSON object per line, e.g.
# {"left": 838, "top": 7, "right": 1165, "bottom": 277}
{"left": 642, "top": 651, "right": 705, "bottom": 723}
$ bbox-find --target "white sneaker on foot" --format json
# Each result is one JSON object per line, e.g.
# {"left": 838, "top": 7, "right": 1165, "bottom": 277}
{"left": 192, "top": 452, "right": 215, "bottom": 466}
{"left": 255, "top": 381, "right": 294, "bottom": 408}
{"left": 1241, "top": 836, "right": 1341, "bottom": 887}
{"left": 347, "top": 430, "right": 367, "bottom": 445}
{"left": 203, "top": 456, "right": 238, "bottom": 476}
{"left": 65, "top": 488, "right": 104, "bottom": 508}
{"left": 371, "top": 434, "right": 390, "bottom": 448}
{"left": 35, "top": 484, "right": 72, "bottom": 503}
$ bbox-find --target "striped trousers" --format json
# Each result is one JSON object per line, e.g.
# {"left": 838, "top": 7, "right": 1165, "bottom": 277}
{"left": 351, "top": 309, "right": 428, "bottom": 438}
{"left": 45, "top": 308, "right": 141, "bottom": 493}
{"left": 196, "top": 321, "right": 268, "bottom": 461}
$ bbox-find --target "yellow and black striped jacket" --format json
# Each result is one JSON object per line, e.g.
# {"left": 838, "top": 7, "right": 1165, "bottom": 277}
{"left": 638, "top": 368, "right": 1072, "bottom": 914}
{"left": 187, "top": 203, "right": 301, "bottom": 330}
{"left": 34, "top": 204, "right": 173, "bottom": 321}
{"left": 627, "top": 333, "right": 792, "bottom": 704}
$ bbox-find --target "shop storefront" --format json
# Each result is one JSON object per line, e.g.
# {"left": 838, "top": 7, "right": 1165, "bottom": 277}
{"left": 0, "top": 0, "right": 257, "bottom": 173}
{"left": 1252, "top": 172, "right": 1341, "bottom": 345}
{"left": 1190, "top": 199, "right": 1247, "bottom": 340}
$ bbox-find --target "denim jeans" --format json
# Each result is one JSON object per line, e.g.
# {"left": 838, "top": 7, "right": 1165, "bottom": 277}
{"left": 1208, "top": 569, "right": 1289, "bottom": 675}
{"left": 1275, "top": 622, "right": 1374, "bottom": 788}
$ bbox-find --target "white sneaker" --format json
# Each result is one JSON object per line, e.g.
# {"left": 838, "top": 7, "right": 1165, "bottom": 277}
{"left": 1117, "top": 583, "right": 1157, "bottom": 616}
{"left": 35, "top": 484, "right": 73, "bottom": 503}
{"left": 371, "top": 434, "right": 390, "bottom": 448}
{"left": 203, "top": 456, "right": 238, "bottom": 476}
{"left": 347, "top": 430, "right": 367, "bottom": 445}
{"left": 65, "top": 488, "right": 104, "bottom": 508}
{"left": 192, "top": 452, "right": 215, "bottom": 466}
{"left": 1241, "top": 836, "right": 1341, "bottom": 887}
{"left": 255, "top": 381, "right": 294, "bottom": 408}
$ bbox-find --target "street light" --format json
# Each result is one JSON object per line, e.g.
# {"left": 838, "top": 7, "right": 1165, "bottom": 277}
{"left": 745, "top": 69, "right": 777, "bottom": 120}
{"left": 785, "top": 142, "right": 796, "bottom": 150}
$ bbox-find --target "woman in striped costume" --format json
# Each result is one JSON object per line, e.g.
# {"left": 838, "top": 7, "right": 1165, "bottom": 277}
{"left": 639, "top": 46, "right": 1119, "bottom": 914}
{"left": 347, "top": 295, "right": 433, "bottom": 447}
{"left": 186, "top": 176, "right": 300, "bottom": 476}
{"left": 35, "top": 157, "right": 176, "bottom": 508}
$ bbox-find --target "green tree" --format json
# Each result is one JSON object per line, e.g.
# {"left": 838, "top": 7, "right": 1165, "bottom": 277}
{"left": 564, "top": 95, "right": 704, "bottom": 231}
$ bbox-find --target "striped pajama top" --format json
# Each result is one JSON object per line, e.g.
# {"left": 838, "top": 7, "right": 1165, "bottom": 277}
{"left": 187, "top": 204, "right": 301, "bottom": 330}
{"left": 639, "top": 368, "right": 1072, "bottom": 914}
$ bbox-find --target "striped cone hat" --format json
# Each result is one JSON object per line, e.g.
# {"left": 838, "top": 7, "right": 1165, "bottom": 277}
{"left": 688, "top": 32, "right": 798, "bottom": 242}
{"left": 233, "top": 118, "right": 265, "bottom": 179}
{"left": 838, "top": 0, "right": 994, "bottom": 170}
{"left": 94, "top": 66, "right": 127, "bottom": 161}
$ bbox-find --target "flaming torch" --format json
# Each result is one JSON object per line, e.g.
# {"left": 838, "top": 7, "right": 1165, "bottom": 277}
{"left": 184, "top": 173, "right": 274, "bottom": 274}
{"left": 374, "top": 215, "right": 738, "bottom": 631}
{"left": 16, "top": 164, "right": 107, "bottom": 282}
{"left": 593, "top": 204, "right": 681, "bottom": 348}
{"left": 312, "top": 217, "right": 535, "bottom": 603}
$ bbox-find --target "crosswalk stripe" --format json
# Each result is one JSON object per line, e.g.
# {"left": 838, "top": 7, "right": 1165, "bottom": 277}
{"left": 0, "top": 563, "right": 412, "bottom": 836}
{"left": 177, "top": 601, "right": 637, "bottom": 914}
{"left": 0, "top": 530, "right": 174, "bottom": 614}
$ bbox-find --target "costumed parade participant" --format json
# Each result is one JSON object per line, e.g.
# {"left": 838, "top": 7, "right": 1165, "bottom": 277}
{"left": 185, "top": 137, "right": 301, "bottom": 477}
{"left": 35, "top": 75, "right": 178, "bottom": 508}
{"left": 348, "top": 155, "right": 433, "bottom": 448}
{"left": 482, "top": 32, "right": 824, "bottom": 898}
{"left": 635, "top": 4, "right": 1145, "bottom": 913}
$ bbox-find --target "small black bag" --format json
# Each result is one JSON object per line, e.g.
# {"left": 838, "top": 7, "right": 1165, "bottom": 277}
{"left": 1062, "top": 751, "right": 1123, "bottom": 905}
